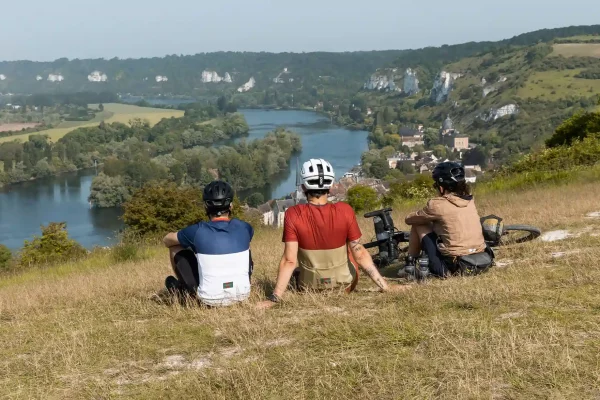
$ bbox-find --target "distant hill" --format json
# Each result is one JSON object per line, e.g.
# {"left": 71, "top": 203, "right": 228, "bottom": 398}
{"left": 0, "top": 51, "right": 405, "bottom": 107}
{"left": 356, "top": 25, "right": 600, "bottom": 163}
{"left": 3, "top": 25, "right": 600, "bottom": 161}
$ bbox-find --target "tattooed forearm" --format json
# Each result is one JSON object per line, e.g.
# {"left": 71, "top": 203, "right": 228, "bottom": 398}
{"left": 349, "top": 239, "right": 389, "bottom": 291}
{"left": 362, "top": 264, "right": 388, "bottom": 290}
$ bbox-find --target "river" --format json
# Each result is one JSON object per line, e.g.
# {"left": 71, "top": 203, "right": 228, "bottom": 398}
{"left": 0, "top": 110, "right": 368, "bottom": 250}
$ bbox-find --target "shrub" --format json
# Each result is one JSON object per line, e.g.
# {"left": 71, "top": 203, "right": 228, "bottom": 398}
{"left": 19, "top": 222, "right": 86, "bottom": 267}
{"left": 546, "top": 111, "right": 600, "bottom": 148}
{"left": 111, "top": 243, "right": 143, "bottom": 263}
{"left": 122, "top": 182, "right": 252, "bottom": 237}
{"left": 387, "top": 174, "right": 435, "bottom": 201}
{"left": 246, "top": 192, "right": 265, "bottom": 208}
{"left": 123, "top": 183, "right": 207, "bottom": 237}
{"left": 346, "top": 185, "right": 380, "bottom": 213}
{"left": 0, "top": 244, "right": 12, "bottom": 270}
{"left": 508, "top": 134, "right": 600, "bottom": 174}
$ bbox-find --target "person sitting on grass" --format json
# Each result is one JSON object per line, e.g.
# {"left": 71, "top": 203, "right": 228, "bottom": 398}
{"left": 162, "top": 180, "right": 254, "bottom": 307}
{"left": 400, "top": 161, "right": 491, "bottom": 279}
{"left": 257, "top": 158, "right": 407, "bottom": 309}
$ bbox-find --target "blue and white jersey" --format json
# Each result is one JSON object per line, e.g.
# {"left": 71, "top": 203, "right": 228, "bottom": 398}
{"left": 177, "top": 218, "right": 254, "bottom": 306}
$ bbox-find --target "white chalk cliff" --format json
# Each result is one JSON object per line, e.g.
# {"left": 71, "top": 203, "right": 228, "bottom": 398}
{"left": 88, "top": 71, "right": 108, "bottom": 82}
{"left": 202, "top": 70, "right": 223, "bottom": 83}
{"left": 430, "top": 71, "right": 462, "bottom": 103}
{"left": 237, "top": 77, "right": 256, "bottom": 92}
{"left": 363, "top": 74, "right": 397, "bottom": 91}
{"left": 403, "top": 68, "right": 419, "bottom": 95}
{"left": 0, "top": 74, "right": 6, "bottom": 81}
{"left": 155, "top": 75, "right": 168, "bottom": 82}
{"left": 223, "top": 72, "right": 233, "bottom": 83}
{"left": 481, "top": 104, "right": 519, "bottom": 121}
{"left": 36, "top": 75, "right": 43, "bottom": 81}
{"left": 48, "top": 74, "right": 64, "bottom": 82}
{"left": 482, "top": 86, "right": 496, "bottom": 97}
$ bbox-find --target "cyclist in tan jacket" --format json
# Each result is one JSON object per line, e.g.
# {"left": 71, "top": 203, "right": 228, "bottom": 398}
{"left": 401, "top": 162, "right": 488, "bottom": 278}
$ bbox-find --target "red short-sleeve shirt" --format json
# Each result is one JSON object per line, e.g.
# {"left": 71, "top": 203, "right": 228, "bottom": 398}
{"left": 282, "top": 202, "right": 362, "bottom": 250}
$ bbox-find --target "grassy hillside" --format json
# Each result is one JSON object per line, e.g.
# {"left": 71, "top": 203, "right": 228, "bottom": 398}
{"left": 0, "top": 103, "right": 183, "bottom": 143}
{"left": 2, "top": 177, "right": 600, "bottom": 398}
{"left": 359, "top": 33, "right": 600, "bottom": 162}
{"left": 552, "top": 43, "right": 600, "bottom": 58}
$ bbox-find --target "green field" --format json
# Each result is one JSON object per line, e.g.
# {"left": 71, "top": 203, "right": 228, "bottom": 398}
{"left": 516, "top": 69, "right": 600, "bottom": 100}
{"left": 552, "top": 43, "right": 600, "bottom": 58}
{"left": 0, "top": 104, "right": 183, "bottom": 144}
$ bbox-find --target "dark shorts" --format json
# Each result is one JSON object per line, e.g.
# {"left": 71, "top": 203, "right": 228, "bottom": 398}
{"left": 420, "top": 232, "right": 458, "bottom": 278}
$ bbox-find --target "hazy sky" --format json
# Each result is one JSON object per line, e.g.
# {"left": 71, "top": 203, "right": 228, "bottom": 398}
{"left": 2, "top": 0, "right": 599, "bottom": 61}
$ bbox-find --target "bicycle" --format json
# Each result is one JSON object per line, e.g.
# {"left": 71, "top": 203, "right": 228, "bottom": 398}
{"left": 363, "top": 208, "right": 541, "bottom": 271}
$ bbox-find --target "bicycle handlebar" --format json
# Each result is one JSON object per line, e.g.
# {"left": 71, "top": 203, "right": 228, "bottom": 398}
{"left": 363, "top": 208, "right": 393, "bottom": 218}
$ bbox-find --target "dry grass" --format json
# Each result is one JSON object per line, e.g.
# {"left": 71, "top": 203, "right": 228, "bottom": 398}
{"left": 552, "top": 43, "right": 600, "bottom": 58}
{"left": 0, "top": 104, "right": 183, "bottom": 144}
{"left": 2, "top": 182, "right": 600, "bottom": 399}
{"left": 516, "top": 69, "right": 600, "bottom": 100}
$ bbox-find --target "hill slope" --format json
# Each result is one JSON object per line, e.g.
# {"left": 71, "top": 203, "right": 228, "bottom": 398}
{"left": 357, "top": 27, "right": 600, "bottom": 162}
{"left": 1, "top": 177, "right": 600, "bottom": 398}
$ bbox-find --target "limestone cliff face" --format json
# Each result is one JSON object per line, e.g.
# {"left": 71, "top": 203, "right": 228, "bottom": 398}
{"left": 403, "top": 68, "right": 419, "bottom": 95}
{"left": 88, "top": 71, "right": 108, "bottom": 82}
{"left": 363, "top": 73, "right": 397, "bottom": 91}
{"left": 223, "top": 72, "right": 233, "bottom": 83}
{"left": 0, "top": 74, "right": 6, "bottom": 81}
{"left": 36, "top": 75, "right": 43, "bottom": 81}
{"left": 155, "top": 75, "right": 168, "bottom": 82}
{"left": 237, "top": 77, "right": 256, "bottom": 92}
{"left": 482, "top": 86, "right": 496, "bottom": 97}
{"left": 48, "top": 74, "right": 64, "bottom": 82}
{"left": 202, "top": 70, "right": 222, "bottom": 83}
{"left": 430, "top": 71, "right": 462, "bottom": 103}
{"left": 481, "top": 104, "right": 519, "bottom": 121}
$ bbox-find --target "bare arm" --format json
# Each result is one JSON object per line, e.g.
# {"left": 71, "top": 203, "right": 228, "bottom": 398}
{"left": 349, "top": 239, "right": 390, "bottom": 292}
{"left": 272, "top": 242, "right": 299, "bottom": 298}
{"left": 163, "top": 232, "right": 180, "bottom": 248}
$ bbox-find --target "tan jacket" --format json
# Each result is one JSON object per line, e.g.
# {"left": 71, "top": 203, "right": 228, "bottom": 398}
{"left": 405, "top": 194, "right": 486, "bottom": 257}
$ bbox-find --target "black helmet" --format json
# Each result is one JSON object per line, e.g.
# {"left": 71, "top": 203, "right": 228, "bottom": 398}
{"left": 203, "top": 181, "right": 234, "bottom": 214}
{"left": 432, "top": 162, "right": 465, "bottom": 190}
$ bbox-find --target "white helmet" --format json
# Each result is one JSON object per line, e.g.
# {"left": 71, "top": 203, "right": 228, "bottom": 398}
{"left": 301, "top": 158, "right": 335, "bottom": 190}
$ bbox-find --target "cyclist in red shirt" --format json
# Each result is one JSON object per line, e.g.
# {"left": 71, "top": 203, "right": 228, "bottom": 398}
{"left": 258, "top": 158, "right": 406, "bottom": 308}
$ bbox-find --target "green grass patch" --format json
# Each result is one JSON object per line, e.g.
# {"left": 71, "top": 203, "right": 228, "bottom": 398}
{"left": 0, "top": 104, "right": 183, "bottom": 144}
{"left": 517, "top": 69, "right": 600, "bottom": 100}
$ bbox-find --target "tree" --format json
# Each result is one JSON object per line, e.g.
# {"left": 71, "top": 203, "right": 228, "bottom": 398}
{"left": 123, "top": 183, "right": 208, "bottom": 236}
{"left": 397, "top": 161, "right": 415, "bottom": 174}
{"left": 346, "top": 185, "right": 380, "bottom": 213}
{"left": 383, "top": 107, "right": 394, "bottom": 124}
{"left": 0, "top": 244, "right": 12, "bottom": 271}
{"left": 433, "top": 145, "right": 447, "bottom": 158}
{"left": 217, "top": 96, "right": 227, "bottom": 112}
{"left": 546, "top": 111, "right": 600, "bottom": 148}
{"left": 463, "top": 147, "right": 487, "bottom": 167}
{"left": 19, "top": 222, "right": 86, "bottom": 267}
{"left": 98, "top": 103, "right": 104, "bottom": 111}
{"left": 369, "top": 158, "right": 389, "bottom": 179}
{"left": 88, "top": 173, "right": 132, "bottom": 207}
{"left": 246, "top": 193, "right": 264, "bottom": 208}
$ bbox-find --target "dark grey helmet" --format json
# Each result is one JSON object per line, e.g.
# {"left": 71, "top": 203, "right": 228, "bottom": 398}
{"left": 432, "top": 162, "right": 465, "bottom": 190}
{"left": 203, "top": 180, "right": 234, "bottom": 213}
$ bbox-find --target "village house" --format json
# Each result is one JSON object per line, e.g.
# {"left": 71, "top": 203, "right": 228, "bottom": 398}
{"left": 399, "top": 126, "right": 425, "bottom": 148}
{"left": 439, "top": 115, "right": 469, "bottom": 151}
{"left": 386, "top": 152, "right": 414, "bottom": 169}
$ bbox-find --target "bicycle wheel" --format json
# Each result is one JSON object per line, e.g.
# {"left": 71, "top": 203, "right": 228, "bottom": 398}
{"left": 500, "top": 224, "right": 541, "bottom": 244}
